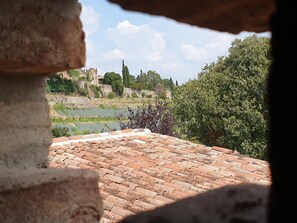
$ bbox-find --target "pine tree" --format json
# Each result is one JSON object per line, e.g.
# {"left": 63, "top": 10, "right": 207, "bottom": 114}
{"left": 169, "top": 77, "right": 174, "bottom": 91}
{"left": 122, "top": 60, "right": 127, "bottom": 86}
{"left": 175, "top": 80, "right": 179, "bottom": 87}
{"left": 124, "top": 65, "right": 130, "bottom": 88}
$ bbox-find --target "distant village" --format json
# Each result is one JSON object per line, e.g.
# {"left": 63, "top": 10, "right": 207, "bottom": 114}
{"left": 58, "top": 67, "right": 104, "bottom": 87}
{"left": 53, "top": 67, "right": 172, "bottom": 99}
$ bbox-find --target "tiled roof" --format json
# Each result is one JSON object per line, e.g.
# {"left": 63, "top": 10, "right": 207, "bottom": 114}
{"left": 48, "top": 129, "right": 271, "bottom": 223}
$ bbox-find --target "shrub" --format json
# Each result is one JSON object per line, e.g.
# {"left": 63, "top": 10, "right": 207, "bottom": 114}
{"left": 51, "top": 126, "right": 70, "bottom": 137}
{"left": 107, "top": 92, "right": 116, "bottom": 99}
{"left": 118, "top": 100, "right": 175, "bottom": 136}
{"left": 131, "top": 92, "right": 138, "bottom": 98}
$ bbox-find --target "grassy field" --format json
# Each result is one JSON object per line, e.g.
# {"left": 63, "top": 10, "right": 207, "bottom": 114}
{"left": 49, "top": 97, "right": 160, "bottom": 135}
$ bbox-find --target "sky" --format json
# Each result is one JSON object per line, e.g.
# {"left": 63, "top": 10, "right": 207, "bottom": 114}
{"left": 79, "top": 0, "right": 270, "bottom": 85}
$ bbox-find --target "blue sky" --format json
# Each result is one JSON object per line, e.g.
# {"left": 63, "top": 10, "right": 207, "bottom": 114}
{"left": 79, "top": 0, "right": 270, "bottom": 84}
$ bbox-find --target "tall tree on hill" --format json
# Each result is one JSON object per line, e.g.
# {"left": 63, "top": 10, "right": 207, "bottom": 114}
{"left": 122, "top": 60, "right": 130, "bottom": 88}
{"left": 169, "top": 77, "right": 175, "bottom": 91}
{"left": 124, "top": 65, "right": 130, "bottom": 88}
{"left": 122, "top": 60, "right": 126, "bottom": 85}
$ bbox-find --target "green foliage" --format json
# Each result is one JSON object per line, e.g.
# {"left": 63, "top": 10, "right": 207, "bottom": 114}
{"left": 53, "top": 103, "right": 67, "bottom": 114}
{"left": 118, "top": 100, "right": 175, "bottom": 136}
{"left": 51, "top": 116, "right": 117, "bottom": 124}
{"left": 112, "top": 80, "right": 124, "bottom": 96}
{"left": 163, "top": 78, "right": 175, "bottom": 91}
{"left": 47, "top": 74, "right": 87, "bottom": 97}
{"left": 142, "top": 70, "right": 162, "bottom": 90}
{"left": 86, "top": 70, "right": 92, "bottom": 82}
{"left": 130, "top": 92, "right": 138, "bottom": 98}
{"left": 51, "top": 126, "right": 70, "bottom": 137}
{"left": 90, "top": 84, "right": 101, "bottom": 98}
{"left": 107, "top": 92, "right": 116, "bottom": 99}
{"left": 122, "top": 60, "right": 131, "bottom": 88}
{"left": 103, "top": 72, "right": 121, "bottom": 85}
{"left": 67, "top": 69, "right": 80, "bottom": 80}
{"left": 173, "top": 35, "right": 271, "bottom": 160}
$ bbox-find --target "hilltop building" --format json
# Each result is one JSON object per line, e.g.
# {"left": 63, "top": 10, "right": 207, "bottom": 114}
{"left": 57, "top": 67, "right": 104, "bottom": 86}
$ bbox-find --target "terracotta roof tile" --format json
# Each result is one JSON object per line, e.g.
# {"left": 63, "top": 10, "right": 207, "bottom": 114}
{"left": 48, "top": 128, "right": 271, "bottom": 223}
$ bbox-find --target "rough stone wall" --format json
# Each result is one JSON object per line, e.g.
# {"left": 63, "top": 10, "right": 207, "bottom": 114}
{"left": 0, "top": 0, "right": 85, "bottom": 74}
{"left": 0, "top": 74, "right": 51, "bottom": 169}
{"left": 0, "top": 0, "right": 103, "bottom": 222}
{"left": 123, "top": 87, "right": 141, "bottom": 97}
{"left": 100, "top": 84, "right": 113, "bottom": 97}
{"left": 108, "top": 0, "right": 275, "bottom": 34}
{"left": 46, "top": 94, "right": 91, "bottom": 107}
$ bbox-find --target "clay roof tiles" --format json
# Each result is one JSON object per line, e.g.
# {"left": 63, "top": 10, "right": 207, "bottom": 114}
{"left": 49, "top": 129, "right": 271, "bottom": 223}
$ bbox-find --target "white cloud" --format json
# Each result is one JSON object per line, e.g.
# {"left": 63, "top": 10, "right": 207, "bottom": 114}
{"left": 180, "top": 44, "right": 208, "bottom": 62}
{"left": 180, "top": 33, "right": 235, "bottom": 63}
{"left": 81, "top": 5, "right": 100, "bottom": 36}
{"left": 106, "top": 20, "right": 166, "bottom": 63}
{"left": 104, "top": 49, "right": 127, "bottom": 60}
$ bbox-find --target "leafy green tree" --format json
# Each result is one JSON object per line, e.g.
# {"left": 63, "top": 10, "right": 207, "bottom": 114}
{"left": 142, "top": 70, "right": 162, "bottom": 90}
{"left": 163, "top": 77, "right": 175, "bottom": 91}
{"left": 112, "top": 79, "right": 124, "bottom": 96}
{"left": 173, "top": 35, "right": 271, "bottom": 160}
{"left": 103, "top": 72, "right": 121, "bottom": 85}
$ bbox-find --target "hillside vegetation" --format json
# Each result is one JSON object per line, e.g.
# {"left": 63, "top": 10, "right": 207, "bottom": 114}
{"left": 48, "top": 35, "right": 271, "bottom": 160}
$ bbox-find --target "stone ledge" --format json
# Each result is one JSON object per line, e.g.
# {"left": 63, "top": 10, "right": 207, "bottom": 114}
{"left": 0, "top": 168, "right": 103, "bottom": 223}
{"left": 0, "top": 0, "right": 85, "bottom": 74}
{"left": 119, "top": 183, "right": 269, "bottom": 223}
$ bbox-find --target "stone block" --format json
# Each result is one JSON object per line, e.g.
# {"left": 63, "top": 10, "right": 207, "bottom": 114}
{"left": 119, "top": 183, "right": 269, "bottom": 223}
{"left": 0, "top": 169, "right": 103, "bottom": 223}
{"left": 0, "top": 0, "right": 85, "bottom": 74}
{"left": 0, "top": 75, "right": 51, "bottom": 169}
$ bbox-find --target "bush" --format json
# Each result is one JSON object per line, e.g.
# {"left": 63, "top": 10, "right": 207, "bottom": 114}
{"left": 51, "top": 126, "right": 70, "bottom": 137}
{"left": 118, "top": 100, "right": 175, "bottom": 136}
{"left": 131, "top": 92, "right": 138, "bottom": 98}
{"left": 107, "top": 92, "right": 116, "bottom": 99}
{"left": 90, "top": 84, "right": 101, "bottom": 98}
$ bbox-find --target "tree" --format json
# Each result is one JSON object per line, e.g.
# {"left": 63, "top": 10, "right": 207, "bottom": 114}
{"left": 173, "top": 35, "right": 271, "bottom": 160}
{"left": 142, "top": 70, "right": 162, "bottom": 90}
{"left": 124, "top": 65, "right": 130, "bottom": 87}
{"left": 155, "top": 83, "right": 167, "bottom": 99}
{"left": 122, "top": 60, "right": 130, "bottom": 88}
{"left": 163, "top": 77, "right": 175, "bottom": 91}
{"left": 103, "top": 72, "right": 121, "bottom": 85}
{"left": 112, "top": 80, "right": 124, "bottom": 96}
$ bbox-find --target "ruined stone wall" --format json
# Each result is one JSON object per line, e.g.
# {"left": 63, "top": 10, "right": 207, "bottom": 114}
{"left": 100, "top": 84, "right": 113, "bottom": 97}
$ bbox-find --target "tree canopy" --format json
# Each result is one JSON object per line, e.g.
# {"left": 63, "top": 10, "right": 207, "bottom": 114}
{"left": 173, "top": 35, "right": 271, "bottom": 160}
{"left": 103, "top": 72, "right": 122, "bottom": 85}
